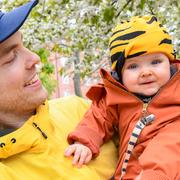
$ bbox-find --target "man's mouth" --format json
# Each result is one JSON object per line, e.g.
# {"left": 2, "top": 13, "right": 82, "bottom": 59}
{"left": 25, "top": 74, "right": 39, "bottom": 87}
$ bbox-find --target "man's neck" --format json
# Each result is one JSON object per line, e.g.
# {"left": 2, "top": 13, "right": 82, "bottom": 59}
{"left": 0, "top": 111, "right": 35, "bottom": 130}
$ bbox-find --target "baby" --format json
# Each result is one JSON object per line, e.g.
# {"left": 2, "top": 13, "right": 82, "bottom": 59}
{"left": 65, "top": 16, "right": 180, "bottom": 180}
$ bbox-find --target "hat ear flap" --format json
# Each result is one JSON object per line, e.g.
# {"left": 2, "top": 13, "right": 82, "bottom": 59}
{"left": 115, "top": 50, "right": 125, "bottom": 82}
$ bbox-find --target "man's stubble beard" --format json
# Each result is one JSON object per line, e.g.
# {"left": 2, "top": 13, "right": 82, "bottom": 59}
{"left": 0, "top": 86, "right": 48, "bottom": 114}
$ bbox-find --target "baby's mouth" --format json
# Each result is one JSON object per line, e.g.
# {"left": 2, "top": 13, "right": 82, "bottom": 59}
{"left": 140, "top": 81, "right": 154, "bottom": 85}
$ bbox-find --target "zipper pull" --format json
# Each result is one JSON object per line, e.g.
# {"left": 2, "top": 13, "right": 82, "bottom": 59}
{"left": 141, "top": 114, "right": 155, "bottom": 125}
{"left": 141, "top": 103, "right": 155, "bottom": 125}
{"left": 142, "top": 103, "right": 148, "bottom": 117}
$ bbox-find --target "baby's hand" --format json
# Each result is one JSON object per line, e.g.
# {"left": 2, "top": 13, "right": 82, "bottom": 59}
{"left": 64, "top": 142, "right": 92, "bottom": 168}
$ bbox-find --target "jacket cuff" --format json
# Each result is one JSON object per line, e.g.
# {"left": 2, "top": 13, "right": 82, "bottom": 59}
{"left": 67, "top": 127, "right": 102, "bottom": 157}
{"left": 138, "top": 170, "right": 170, "bottom": 180}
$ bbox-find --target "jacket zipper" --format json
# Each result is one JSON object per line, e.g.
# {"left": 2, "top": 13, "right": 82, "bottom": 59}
{"left": 142, "top": 102, "right": 148, "bottom": 118}
{"left": 108, "top": 68, "right": 180, "bottom": 179}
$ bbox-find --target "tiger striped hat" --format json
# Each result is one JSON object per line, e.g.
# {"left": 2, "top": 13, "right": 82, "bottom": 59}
{"left": 109, "top": 15, "right": 175, "bottom": 71}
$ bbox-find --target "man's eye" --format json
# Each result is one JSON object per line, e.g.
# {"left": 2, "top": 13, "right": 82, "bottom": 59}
{"left": 4, "top": 51, "right": 18, "bottom": 65}
{"left": 152, "top": 59, "right": 161, "bottom": 65}
{"left": 127, "top": 64, "right": 138, "bottom": 69}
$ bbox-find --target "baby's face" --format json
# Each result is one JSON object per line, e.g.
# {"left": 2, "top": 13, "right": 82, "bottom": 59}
{"left": 121, "top": 53, "right": 171, "bottom": 96}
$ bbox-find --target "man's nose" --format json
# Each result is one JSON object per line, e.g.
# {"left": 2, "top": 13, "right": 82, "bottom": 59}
{"left": 25, "top": 48, "right": 41, "bottom": 69}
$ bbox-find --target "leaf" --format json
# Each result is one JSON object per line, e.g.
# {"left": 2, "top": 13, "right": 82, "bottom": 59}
{"left": 42, "top": 63, "right": 55, "bottom": 74}
{"left": 140, "top": 0, "right": 146, "bottom": 10}
{"left": 36, "top": 48, "right": 50, "bottom": 64}
{"left": 103, "top": 7, "right": 115, "bottom": 23}
{"left": 91, "top": 15, "right": 99, "bottom": 25}
{"left": 90, "top": 0, "right": 102, "bottom": 6}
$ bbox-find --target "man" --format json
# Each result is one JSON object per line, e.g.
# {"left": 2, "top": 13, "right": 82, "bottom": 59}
{"left": 0, "top": 0, "right": 117, "bottom": 179}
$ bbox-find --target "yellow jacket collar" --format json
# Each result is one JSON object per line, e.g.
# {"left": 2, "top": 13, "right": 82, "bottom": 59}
{"left": 0, "top": 100, "right": 53, "bottom": 158}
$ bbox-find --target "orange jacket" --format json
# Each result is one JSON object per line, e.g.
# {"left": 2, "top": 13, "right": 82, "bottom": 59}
{"left": 68, "top": 61, "right": 180, "bottom": 180}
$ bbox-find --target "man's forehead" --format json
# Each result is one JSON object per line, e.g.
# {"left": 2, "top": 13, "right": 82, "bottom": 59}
{"left": 0, "top": 31, "right": 22, "bottom": 45}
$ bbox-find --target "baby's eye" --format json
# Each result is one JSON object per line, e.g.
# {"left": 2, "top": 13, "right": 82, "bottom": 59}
{"left": 127, "top": 64, "right": 138, "bottom": 69}
{"left": 151, "top": 59, "right": 161, "bottom": 65}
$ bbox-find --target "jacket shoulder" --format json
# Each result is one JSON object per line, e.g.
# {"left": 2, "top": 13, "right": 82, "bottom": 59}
{"left": 49, "top": 96, "right": 90, "bottom": 115}
{"left": 86, "top": 83, "right": 106, "bottom": 101}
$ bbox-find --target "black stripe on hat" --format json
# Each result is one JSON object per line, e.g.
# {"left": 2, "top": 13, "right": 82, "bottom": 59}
{"left": 159, "top": 38, "right": 172, "bottom": 45}
{"left": 115, "top": 50, "right": 125, "bottom": 82}
{"left": 146, "top": 16, "right": 158, "bottom": 24}
{"left": 110, "top": 31, "right": 146, "bottom": 46}
{"left": 127, "top": 51, "right": 147, "bottom": 59}
{"left": 112, "top": 26, "right": 131, "bottom": 36}
{"left": 111, "top": 51, "right": 124, "bottom": 64}
{"left": 110, "top": 42, "right": 129, "bottom": 51}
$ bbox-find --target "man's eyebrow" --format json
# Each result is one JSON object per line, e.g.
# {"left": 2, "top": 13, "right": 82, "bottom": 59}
{"left": 1, "top": 44, "right": 19, "bottom": 56}
{"left": 0, "top": 33, "right": 23, "bottom": 57}
{"left": 0, "top": 32, "right": 23, "bottom": 60}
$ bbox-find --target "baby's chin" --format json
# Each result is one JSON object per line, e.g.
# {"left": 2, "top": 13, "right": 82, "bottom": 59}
{"left": 136, "top": 87, "right": 160, "bottom": 97}
{"left": 141, "top": 93, "right": 156, "bottom": 97}
{"left": 132, "top": 90, "right": 158, "bottom": 97}
{"left": 138, "top": 90, "right": 158, "bottom": 97}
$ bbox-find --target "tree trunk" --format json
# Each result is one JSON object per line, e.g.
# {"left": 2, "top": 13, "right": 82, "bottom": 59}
{"left": 73, "top": 51, "right": 82, "bottom": 97}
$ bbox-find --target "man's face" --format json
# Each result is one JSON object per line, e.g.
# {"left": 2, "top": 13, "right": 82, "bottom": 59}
{"left": 0, "top": 31, "right": 48, "bottom": 114}
{"left": 122, "top": 53, "right": 171, "bottom": 96}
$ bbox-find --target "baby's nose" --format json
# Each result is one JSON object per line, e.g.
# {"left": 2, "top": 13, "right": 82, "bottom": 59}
{"left": 141, "top": 70, "right": 153, "bottom": 77}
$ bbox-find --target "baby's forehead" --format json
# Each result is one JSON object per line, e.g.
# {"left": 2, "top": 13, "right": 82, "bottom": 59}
{"left": 125, "top": 53, "right": 169, "bottom": 63}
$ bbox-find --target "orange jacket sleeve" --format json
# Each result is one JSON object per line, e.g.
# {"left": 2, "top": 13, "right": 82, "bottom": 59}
{"left": 67, "top": 93, "right": 118, "bottom": 157}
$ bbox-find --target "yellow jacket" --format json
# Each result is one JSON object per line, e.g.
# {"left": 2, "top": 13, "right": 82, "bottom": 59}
{"left": 0, "top": 96, "right": 117, "bottom": 180}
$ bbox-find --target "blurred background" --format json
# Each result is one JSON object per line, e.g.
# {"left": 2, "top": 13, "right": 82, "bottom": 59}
{"left": 1, "top": 0, "right": 179, "bottom": 98}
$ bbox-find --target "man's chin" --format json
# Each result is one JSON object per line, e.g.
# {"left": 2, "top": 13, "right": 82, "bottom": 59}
{"left": 30, "top": 88, "right": 48, "bottom": 107}
{"left": 38, "top": 89, "right": 48, "bottom": 103}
